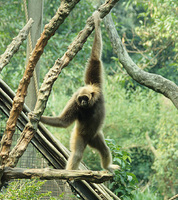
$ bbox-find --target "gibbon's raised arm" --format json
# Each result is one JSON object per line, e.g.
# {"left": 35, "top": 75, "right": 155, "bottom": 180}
{"left": 85, "top": 12, "right": 103, "bottom": 87}
{"left": 41, "top": 98, "right": 78, "bottom": 128}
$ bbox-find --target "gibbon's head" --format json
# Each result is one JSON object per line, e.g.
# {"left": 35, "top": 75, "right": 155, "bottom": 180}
{"left": 76, "top": 85, "right": 101, "bottom": 108}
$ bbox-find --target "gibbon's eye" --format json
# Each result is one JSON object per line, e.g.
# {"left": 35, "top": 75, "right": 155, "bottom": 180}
{"left": 91, "top": 92, "right": 94, "bottom": 97}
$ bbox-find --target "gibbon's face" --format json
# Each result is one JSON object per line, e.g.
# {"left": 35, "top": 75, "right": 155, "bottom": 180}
{"left": 76, "top": 85, "right": 100, "bottom": 108}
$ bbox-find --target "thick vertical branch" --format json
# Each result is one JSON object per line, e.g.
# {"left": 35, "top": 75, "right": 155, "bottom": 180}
{"left": 0, "top": 0, "right": 81, "bottom": 166}
{"left": 0, "top": 19, "right": 34, "bottom": 72}
{"left": 6, "top": 0, "right": 120, "bottom": 168}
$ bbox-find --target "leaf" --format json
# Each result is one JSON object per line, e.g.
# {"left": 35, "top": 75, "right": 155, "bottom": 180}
{"left": 127, "top": 175, "right": 133, "bottom": 182}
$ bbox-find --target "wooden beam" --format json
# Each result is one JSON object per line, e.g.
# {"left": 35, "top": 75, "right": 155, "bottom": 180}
{"left": 3, "top": 167, "right": 113, "bottom": 183}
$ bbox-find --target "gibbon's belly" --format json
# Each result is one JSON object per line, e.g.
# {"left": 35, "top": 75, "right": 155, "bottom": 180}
{"left": 76, "top": 99, "right": 105, "bottom": 136}
{"left": 76, "top": 122, "right": 101, "bottom": 138}
{"left": 77, "top": 112, "right": 104, "bottom": 137}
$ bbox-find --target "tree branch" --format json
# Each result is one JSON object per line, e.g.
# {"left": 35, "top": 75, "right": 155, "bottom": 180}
{"left": 168, "top": 194, "right": 178, "bottom": 200}
{"left": 2, "top": 167, "right": 113, "bottom": 183}
{"left": 6, "top": 0, "right": 120, "bottom": 168}
{"left": 104, "top": 13, "right": 178, "bottom": 109}
{"left": 0, "top": 0, "right": 81, "bottom": 166}
{"left": 0, "top": 19, "right": 34, "bottom": 72}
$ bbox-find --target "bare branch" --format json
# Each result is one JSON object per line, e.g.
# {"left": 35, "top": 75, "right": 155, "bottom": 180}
{"left": 0, "top": 0, "right": 81, "bottom": 166}
{"left": 0, "top": 19, "right": 34, "bottom": 72}
{"left": 2, "top": 167, "right": 113, "bottom": 183}
{"left": 104, "top": 13, "right": 178, "bottom": 109}
{"left": 168, "top": 194, "right": 178, "bottom": 200}
{"left": 6, "top": 0, "right": 120, "bottom": 168}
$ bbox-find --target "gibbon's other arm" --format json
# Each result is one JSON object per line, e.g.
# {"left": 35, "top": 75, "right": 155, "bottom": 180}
{"left": 41, "top": 97, "right": 78, "bottom": 128}
{"left": 85, "top": 12, "right": 103, "bottom": 87}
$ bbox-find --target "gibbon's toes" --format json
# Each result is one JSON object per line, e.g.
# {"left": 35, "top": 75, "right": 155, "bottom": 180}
{"left": 107, "top": 164, "right": 120, "bottom": 174}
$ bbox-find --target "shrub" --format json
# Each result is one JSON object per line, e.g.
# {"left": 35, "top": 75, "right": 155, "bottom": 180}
{"left": 0, "top": 179, "right": 55, "bottom": 200}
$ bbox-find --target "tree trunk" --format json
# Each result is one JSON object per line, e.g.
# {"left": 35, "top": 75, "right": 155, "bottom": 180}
{"left": 25, "top": 0, "right": 43, "bottom": 110}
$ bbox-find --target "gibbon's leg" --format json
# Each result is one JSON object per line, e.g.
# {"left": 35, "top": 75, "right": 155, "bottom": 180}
{"left": 88, "top": 132, "right": 119, "bottom": 173}
{"left": 66, "top": 128, "right": 87, "bottom": 170}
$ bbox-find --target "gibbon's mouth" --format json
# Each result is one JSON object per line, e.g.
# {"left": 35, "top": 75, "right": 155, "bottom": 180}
{"left": 80, "top": 100, "right": 89, "bottom": 108}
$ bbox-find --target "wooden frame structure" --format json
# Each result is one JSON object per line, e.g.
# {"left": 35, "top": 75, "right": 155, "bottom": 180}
{"left": 0, "top": 79, "right": 120, "bottom": 200}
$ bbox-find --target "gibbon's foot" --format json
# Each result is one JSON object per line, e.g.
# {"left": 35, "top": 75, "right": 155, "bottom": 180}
{"left": 107, "top": 164, "right": 120, "bottom": 174}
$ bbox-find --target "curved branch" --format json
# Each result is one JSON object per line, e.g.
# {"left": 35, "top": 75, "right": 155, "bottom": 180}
{"left": 104, "top": 13, "right": 178, "bottom": 109}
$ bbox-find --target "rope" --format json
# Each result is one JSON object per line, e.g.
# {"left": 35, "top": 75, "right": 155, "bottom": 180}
{"left": 23, "top": 0, "right": 39, "bottom": 96}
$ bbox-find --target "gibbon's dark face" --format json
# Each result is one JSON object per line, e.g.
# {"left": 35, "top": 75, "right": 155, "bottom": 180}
{"left": 78, "top": 95, "right": 90, "bottom": 108}
{"left": 76, "top": 85, "right": 100, "bottom": 109}
{"left": 77, "top": 93, "right": 95, "bottom": 108}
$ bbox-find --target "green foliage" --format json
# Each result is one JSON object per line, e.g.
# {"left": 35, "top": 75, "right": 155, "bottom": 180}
{"left": 0, "top": 1, "right": 26, "bottom": 90}
{"left": 151, "top": 104, "right": 178, "bottom": 198}
{"left": 132, "top": 187, "right": 163, "bottom": 200}
{"left": 106, "top": 139, "right": 138, "bottom": 199}
{"left": 0, "top": 179, "right": 55, "bottom": 200}
{"left": 103, "top": 74, "right": 177, "bottom": 199}
{"left": 104, "top": 75, "right": 160, "bottom": 145}
{"left": 131, "top": 0, "right": 178, "bottom": 83}
{"left": 129, "top": 147, "right": 154, "bottom": 183}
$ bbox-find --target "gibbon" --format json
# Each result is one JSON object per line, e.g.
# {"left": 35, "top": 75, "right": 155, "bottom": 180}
{"left": 41, "top": 12, "right": 119, "bottom": 172}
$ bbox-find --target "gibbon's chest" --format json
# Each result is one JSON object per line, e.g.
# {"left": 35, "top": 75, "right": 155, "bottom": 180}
{"left": 77, "top": 101, "right": 105, "bottom": 124}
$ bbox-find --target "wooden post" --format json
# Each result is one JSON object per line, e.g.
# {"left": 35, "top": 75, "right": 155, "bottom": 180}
{"left": 25, "top": 0, "right": 43, "bottom": 110}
